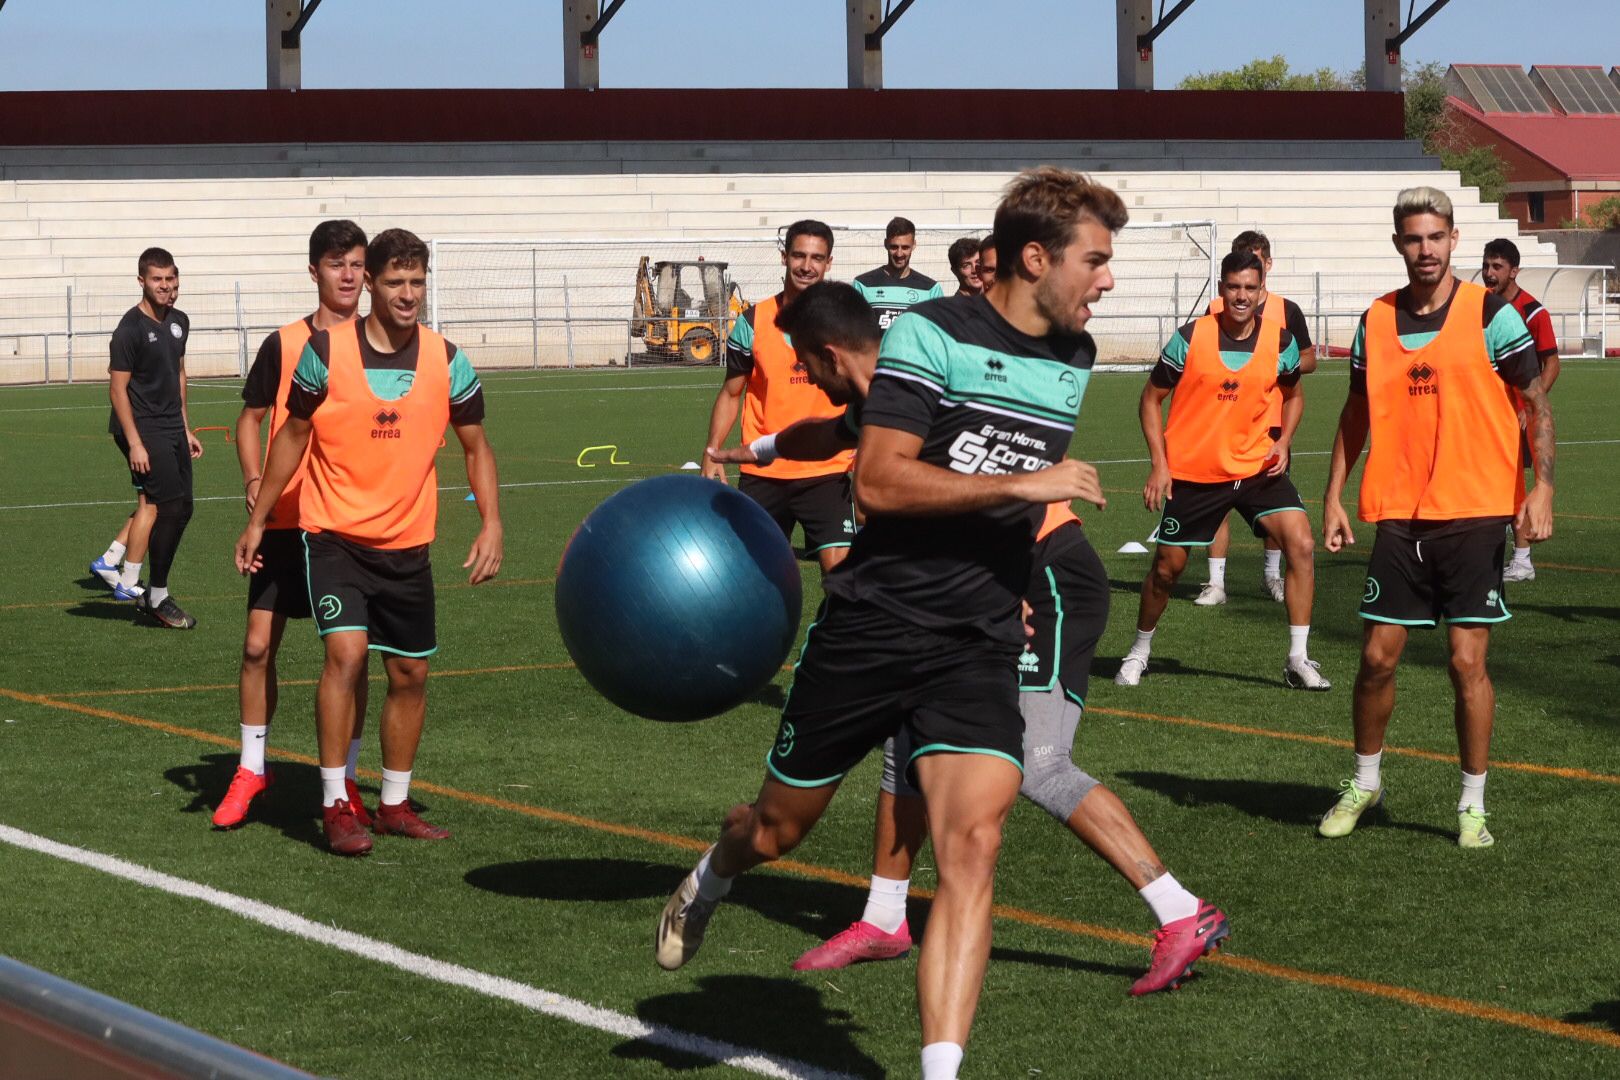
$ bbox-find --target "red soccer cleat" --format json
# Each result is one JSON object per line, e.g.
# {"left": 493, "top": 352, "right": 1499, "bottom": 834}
{"left": 212, "top": 767, "right": 273, "bottom": 829}
{"left": 345, "top": 778, "right": 372, "bottom": 829}
{"left": 373, "top": 801, "right": 450, "bottom": 840}
{"left": 322, "top": 799, "right": 374, "bottom": 857}
{"left": 1130, "top": 900, "right": 1229, "bottom": 996}
{"left": 792, "top": 920, "right": 912, "bottom": 971}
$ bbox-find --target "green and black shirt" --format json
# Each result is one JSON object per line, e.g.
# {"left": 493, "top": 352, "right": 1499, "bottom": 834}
{"left": 853, "top": 267, "right": 944, "bottom": 331}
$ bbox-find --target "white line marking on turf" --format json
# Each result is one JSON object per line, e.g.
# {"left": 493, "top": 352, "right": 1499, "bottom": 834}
{"left": 0, "top": 476, "right": 651, "bottom": 512}
{"left": 0, "top": 823, "right": 855, "bottom": 1080}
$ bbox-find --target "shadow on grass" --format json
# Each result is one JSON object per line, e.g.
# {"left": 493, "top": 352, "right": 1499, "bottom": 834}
{"left": 1090, "top": 654, "right": 1281, "bottom": 690}
{"left": 62, "top": 599, "right": 143, "bottom": 623}
{"left": 613, "top": 974, "right": 882, "bottom": 1076}
{"left": 164, "top": 752, "right": 403, "bottom": 855}
{"left": 749, "top": 683, "right": 787, "bottom": 710}
{"left": 1564, "top": 999, "right": 1620, "bottom": 1034}
{"left": 1115, "top": 771, "right": 1455, "bottom": 842}
{"left": 1509, "top": 601, "right": 1620, "bottom": 624}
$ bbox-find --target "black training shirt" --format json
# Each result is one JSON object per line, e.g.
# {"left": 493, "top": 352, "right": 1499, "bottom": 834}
{"left": 107, "top": 305, "right": 189, "bottom": 435}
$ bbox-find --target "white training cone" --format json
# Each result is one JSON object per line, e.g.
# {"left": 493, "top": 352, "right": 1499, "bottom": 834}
{"left": 1117, "top": 541, "right": 1150, "bottom": 554}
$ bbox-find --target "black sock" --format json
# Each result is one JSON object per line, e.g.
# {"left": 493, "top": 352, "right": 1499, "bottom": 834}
{"left": 147, "top": 497, "right": 193, "bottom": 590}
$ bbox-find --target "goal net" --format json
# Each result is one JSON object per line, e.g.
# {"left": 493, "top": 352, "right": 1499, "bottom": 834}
{"left": 428, "top": 222, "right": 1215, "bottom": 370}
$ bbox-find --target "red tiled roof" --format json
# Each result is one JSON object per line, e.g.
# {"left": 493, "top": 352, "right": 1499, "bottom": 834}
{"left": 1448, "top": 96, "right": 1620, "bottom": 180}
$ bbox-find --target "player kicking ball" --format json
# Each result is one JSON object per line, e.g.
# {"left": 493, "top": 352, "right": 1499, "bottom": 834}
{"left": 1319, "top": 188, "right": 1554, "bottom": 848}
{"left": 235, "top": 229, "right": 503, "bottom": 856}
{"left": 214, "top": 220, "right": 372, "bottom": 829}
{"left": 713, "top": 281, "right": 1229, "bottom": 996}
{"left": 1116, "top": 250, "right": 1327, "bottom": 691}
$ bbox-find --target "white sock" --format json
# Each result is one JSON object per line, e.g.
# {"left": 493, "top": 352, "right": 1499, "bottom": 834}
{"left": 148, "top": 585, "right": 169, "bottom": 608}
{"left": 694, "top": 847, "right": 733, "bottom": 902}
{"left": 380, "top": 768, "right": 411, "bottom": 806}
{"left": 320, "top": 766, "right": 348, "bottom": 807}
{"left": 1206, "top": 557, "right": 1227, "bottom": 589}
{"left": 1138, "top": 872, "right": 1199, "bottom": 926}
{"left": 1512, "top": 546, "right": 1532, "bottom": 565}
{"left": 920, "top": 1043, "right": 964, "bottom": 1080}
{"left": 1263, "top": 548, "right": 1283, "bottom": 577}
{"left": 1354, "top": 751, "right": 1383, "bottom": 793}
{"left": 1288, "top": 625, "right": 1310, "bottom": 659}
{"left": 120, "top": 561, "right": 142, "bottom": 588}
{"left": 102, "top": 540, "right": 127, "bottom": 565}
{"left": 860, "top": 875, "right": 910, "bottom": 934}
{"left": 1128, "top": 628, "right": 1155, "bottom": 659}
{"left": 239, "top": 725, "right": 268, "bottom": 775}
{"left": 1459, "top": 770, "right": 1487, "bottom": 813}
{"left": 345, "top": 738, "right": 362, "bottom": 781}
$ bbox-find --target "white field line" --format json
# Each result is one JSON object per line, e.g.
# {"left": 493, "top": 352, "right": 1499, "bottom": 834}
{"left": 0, "top": 384, "right": 711, "bottom": 412}
{"left": 0, "top": 823, "right": 854, "bottom": 1080}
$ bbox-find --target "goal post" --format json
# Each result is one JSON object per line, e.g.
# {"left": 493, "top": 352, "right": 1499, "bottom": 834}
{"left": 427, "top": 221, "right": 1216, "bottom": 371}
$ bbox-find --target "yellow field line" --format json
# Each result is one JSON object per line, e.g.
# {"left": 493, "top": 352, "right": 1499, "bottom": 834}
{"left": 2, "top": 684, "right": 1618, "bottom": 1053}
{"left": 1534, "top": 561, "right": 1620, "bottom": 576}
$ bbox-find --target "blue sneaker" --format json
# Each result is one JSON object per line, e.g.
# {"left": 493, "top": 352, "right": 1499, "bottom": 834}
{"left": 89, "top": 556, "right": 121, "bottom": 588}
{"left": 111, "top": 581, "right": 145, "bottom": 602}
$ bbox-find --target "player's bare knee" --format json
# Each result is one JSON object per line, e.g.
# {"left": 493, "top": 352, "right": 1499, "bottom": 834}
{"left": 933, "top": 817, "right": 1004, "bottom": 878}
{"left": 1448, "top": 649, "right": 1489, "bottom": 686}
{"left": 241, "top": 632, "right": 274, "bottom": 670}
{"left": 386, "top": 657, "right": 430, "bottom": 692}
{"left": 1285, "top": 528, "right": 1314, "bottom": 564}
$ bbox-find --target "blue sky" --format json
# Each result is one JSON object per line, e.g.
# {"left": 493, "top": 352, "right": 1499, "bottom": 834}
{"left": 0, "top": 0, "right": 1614, "bottom": 91}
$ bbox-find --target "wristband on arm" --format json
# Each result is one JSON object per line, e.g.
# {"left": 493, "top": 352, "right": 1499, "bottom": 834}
{"left": 748, "top": 434, "right": 778, "bottom": 466}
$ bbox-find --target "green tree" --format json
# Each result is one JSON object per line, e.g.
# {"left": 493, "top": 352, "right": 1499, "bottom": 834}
{"left": 1178, "top": 55, "right": 1349, "bottom": 92}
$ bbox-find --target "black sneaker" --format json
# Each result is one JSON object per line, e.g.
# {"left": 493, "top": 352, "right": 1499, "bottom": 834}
{"left": 141, "top": 594, "right": 197, "bottom": 629}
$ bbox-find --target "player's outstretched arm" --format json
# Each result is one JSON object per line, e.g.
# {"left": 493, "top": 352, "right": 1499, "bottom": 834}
{"left": 706, "top": 414, "right": 853, "bottom": 466}
{"left": 700, "top": 375, "right": 746, "bottom": 484}
{"left": 454, "top": 420, "right": 504, "bottom": 584}
{"left": 1321, "top": 393, "right": 1368, "bottom": 553}
{"left": 235, "top": 417, "right": 312, "bottom": 574}
{"left": 1138, "top": 381, "right": 1173, "bottom": 511}
{"left": 853, "top": 424, "right": 1105, "bottom": 517}
{"left": 1518, "top": 377, "right": 1555, "bottom": 542}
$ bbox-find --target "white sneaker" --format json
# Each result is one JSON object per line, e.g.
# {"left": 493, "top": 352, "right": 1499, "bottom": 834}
{"left": 1284, "top": 655, "right": 1332, "bottom": 691}
{"left": 1263, "top": 575, "right": 1286, "bottom": 603}
{"left": 1115, "top": 654, "right": 1148, "bottom": 687}
{"left": 1502, "top": 561, "right": 1535, "bottom": 583}
{"left": 1192, "top": 583, "right": 1227, "bottom": 606}
{"left": 655, "top": 850, "right": 721, "bottom": 970}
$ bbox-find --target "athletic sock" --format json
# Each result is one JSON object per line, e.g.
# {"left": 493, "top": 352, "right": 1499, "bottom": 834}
{"left": 239, "top": 725, "right": 268, "bottom": 775}
{"left": 1354, "top": 750, "right": 1383, "bottom": 793}
{"left": 920, "top": 1043, "right": 964, "bottom": 1080}
{"left": 120, "top": 561, "right": 142, "bottom": 588}
{"left": 102, "top": 540, "right": 127, "bottom": 565}
{"left": 147, "top": 585, "right": 169, "bottom": 608}
{"left": 1206, "top": 557, "right": 1227, "bottom": 590}
{"left": 1511, "top": 546, "right": 1532, "bottom": 566}
{"left": 1138, "top": 872, "right": 1199, "bottom": 926}
{"left": 345, "top": 738, "right": 362, "bottom": 781}
{"left": 860, "top": 875, "right": 910, "bottom": 934}
{"left": 694, "top": 847, "right": 733, "bottom": 902}
{"left": 320, "top": 766, "right": 348, "bottom": 808}
{"left": 1263, "top": 548, "right": 1283, "bottom": 578}
{"left": 1288, "top": 624, "right": 1310, "bottom": 659}
{"left": 1128, "top": 628, "right": 1155, "bottom": 660}
{"left": 1459, "top": 770, "right": 1487, "bottom": 813}
{"left": 380, "top": 768, "right": 411, "bottom": 807}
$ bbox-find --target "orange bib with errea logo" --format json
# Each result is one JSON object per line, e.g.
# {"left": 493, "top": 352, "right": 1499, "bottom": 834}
{"left": 1211, "top": 293, "right": 1289, "bottom": 429}
{"left": 1163, "top": 314, "right": 1282, "bottom": 484}
{"left": 299, "top": 321, "right": 450, "bottom": 549}
{"left": 264, "top": 317, "right": 318, "bottom": 530}
{"left": 738, "top": 294, "right": 855, "bottom": 481}
{"left": 1359, "top": 282, "right": 1523, "bottom": 523}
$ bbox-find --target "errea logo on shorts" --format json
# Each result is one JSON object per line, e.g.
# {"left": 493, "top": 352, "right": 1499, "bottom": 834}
{"left": 1018, "top": 647, "right": 1040, "bottom": 673}
{"left": 946, "top": 425, "right": 1050, "bottom": 475}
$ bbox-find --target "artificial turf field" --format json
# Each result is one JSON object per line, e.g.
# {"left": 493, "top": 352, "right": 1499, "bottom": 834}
{"left": 1, "top": 360, "right": 1617, "bottom": 1079}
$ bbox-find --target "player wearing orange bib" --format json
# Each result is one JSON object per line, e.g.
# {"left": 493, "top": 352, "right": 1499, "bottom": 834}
{"left": 702, "top": 220, "right": 855, "bottom": 574}
{"left": 1196, "top": 231, "right": 1318, "bottom": 607}
{"left": 1117, "top": 249, "right": 1329, "bottom": 691}
{"left": 214, "top": 221, "right": 372, "bottom": 829}
{"left": 1319, "top": 188, "right": 1554, "bottom": 848}
{"left": 235, "top": 229, "right": 504, "bottom": 857}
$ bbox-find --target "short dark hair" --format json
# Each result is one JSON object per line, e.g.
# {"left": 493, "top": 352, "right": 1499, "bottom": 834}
{"left": 977, "top": 233, "right": 997, "bottom": 258}
{"left": 784, "top": 219, "right": 835, "bottom": 254}
{"left": 1483, "top": 238, "right": 1521, "bottom": 268}
{"left": 366, "top": 228, "right": 430, "bottom": 277}
{"left": 995, "top": 167, "right": 1128, "bottom": 274}
{"left": 947, "top": 237, "right": 980, "bottom": 270}
{"left": 1231, "top": 230, "right": 1271, "bottom": 260}
{"left": 137, "top": 247, "right": 175, "bottom": 276}
{"left": 885, "top": 216, "right": 916, "bottom": 242}
{"left": 1220, "top": 250, "right": 1266, "bottom": 281}
{"left": 775, "top": 281, "right": 881, "bottom": 352}
{"left": 309, "top": 220, "right": 367, "bottom": 267}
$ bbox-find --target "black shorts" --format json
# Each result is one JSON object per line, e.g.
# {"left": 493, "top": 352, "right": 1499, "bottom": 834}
{"left": 113, "top": 428, "right": 192, "bottom": 503}
{"left": 303, "top": 531, "right": 437, "bottom": 657}
{"left": 248, "top": 528, "right": 312, "bottom": 618}
{"left": 1360, "top": 521, "right": 1511, "bottom": 628}
{"left": 1158, "top": 470, "right": 1306, "bottom": 547}
{"left": 767, "top": 598, "right": 1023, "bottom": 789}
{"left": 1020, "top": 523, "right": 1109, "bottom": 708}
{"left": 738, "top": 472, "right": 855, "bottom": 553}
